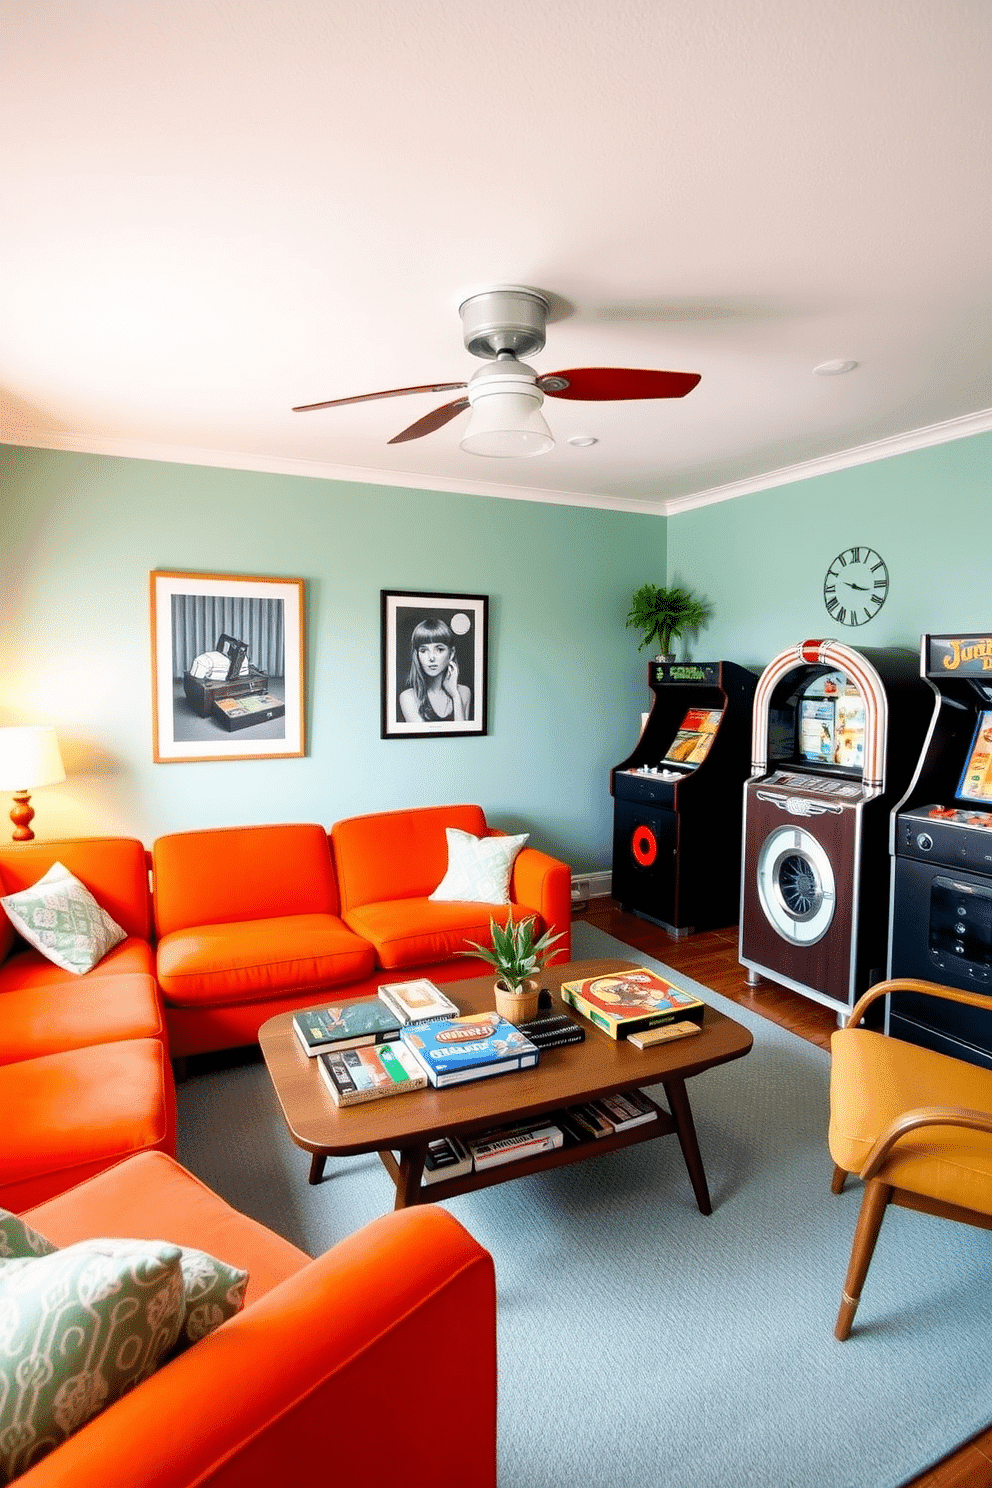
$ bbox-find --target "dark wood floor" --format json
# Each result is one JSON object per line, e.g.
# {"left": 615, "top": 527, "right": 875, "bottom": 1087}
{"left": 575, "top": 898, "right": 992, "bottom": 1488}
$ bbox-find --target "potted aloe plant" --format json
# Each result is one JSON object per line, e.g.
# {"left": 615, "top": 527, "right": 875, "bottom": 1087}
{"left": 461, "top": 915, "right": 565, "bottom": 1022}
{"left": 625, "top": 583, "right": 709, "bottom": 661}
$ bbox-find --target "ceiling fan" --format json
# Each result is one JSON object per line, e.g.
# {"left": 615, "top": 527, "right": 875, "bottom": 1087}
{"left": 292, "top": 286, "right": 701, "bottom": 458}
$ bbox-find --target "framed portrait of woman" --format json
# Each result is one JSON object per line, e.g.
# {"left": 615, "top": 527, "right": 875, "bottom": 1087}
{"left": 381, "top": 590, "right": 489, "bottom": 739}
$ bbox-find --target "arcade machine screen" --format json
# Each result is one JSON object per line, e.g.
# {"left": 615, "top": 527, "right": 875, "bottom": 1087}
{"left": 796, "top": 671, "right": 866, "bottom": 773}
{"left": 662, "top": 707, "right": 723, "bottom": 770}
{"left": 956, "top": 710, "right": 992, "bottom": 805}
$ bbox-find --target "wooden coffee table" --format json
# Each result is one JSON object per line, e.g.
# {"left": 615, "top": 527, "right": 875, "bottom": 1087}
{"left": 258, "top": 958, "right": 753, "bottom": 1213}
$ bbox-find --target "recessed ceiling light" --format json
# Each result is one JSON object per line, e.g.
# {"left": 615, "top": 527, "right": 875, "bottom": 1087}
{"left": 567, "top": 435, "right": 598, "bottom": 447}
{"left": 813, "top": 359, "right": 858, "bottom": 376}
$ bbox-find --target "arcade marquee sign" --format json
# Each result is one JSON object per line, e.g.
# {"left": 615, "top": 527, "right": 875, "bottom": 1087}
{"left": 927, "top": 634, "right": 992, "bottom": 676}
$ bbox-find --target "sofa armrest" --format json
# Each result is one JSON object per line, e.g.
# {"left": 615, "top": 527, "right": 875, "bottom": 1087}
{"left": 17, "top": 1205, "right": 497, "bottom": 1488}
{"left": 509, "top": 845, "right": 573, "bottom": 962}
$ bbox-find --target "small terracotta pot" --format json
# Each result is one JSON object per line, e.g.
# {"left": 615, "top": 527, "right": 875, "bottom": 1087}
{"left": 493, "top": 976, "right": 540, "bottom": 1024}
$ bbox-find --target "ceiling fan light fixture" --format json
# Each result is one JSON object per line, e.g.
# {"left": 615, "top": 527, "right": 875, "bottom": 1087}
{"left": 459, "top": 362, "right": 554, "bottom": 457}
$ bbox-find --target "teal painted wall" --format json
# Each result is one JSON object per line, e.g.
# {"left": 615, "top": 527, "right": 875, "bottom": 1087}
{"left": 667, "top": 432, "right": 991, "bottom": 672}
{"left": 0, "top": 445, "right": 666, "bottom": 869}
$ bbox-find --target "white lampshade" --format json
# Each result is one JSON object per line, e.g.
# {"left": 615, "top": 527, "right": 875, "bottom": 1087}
{"left": 0, "top": 727, "right": 67, "bottom": 791}
{"left": 459, "top": 361, "right": 555, "bottom": 458}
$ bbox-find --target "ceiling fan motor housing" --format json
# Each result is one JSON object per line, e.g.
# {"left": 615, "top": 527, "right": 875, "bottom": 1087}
{"left": 459, "top": 285, "right": 549, "bottom": 360}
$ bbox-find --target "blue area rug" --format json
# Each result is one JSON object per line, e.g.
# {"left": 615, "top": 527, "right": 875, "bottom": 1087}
{"left": 177, "top": 921, "right": 991, "bottom": 1488}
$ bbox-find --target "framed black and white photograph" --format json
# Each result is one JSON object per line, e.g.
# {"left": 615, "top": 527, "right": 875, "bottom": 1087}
{"left": 151, "top": 570, "right": 305, "bottom": 762}
{"left": 381, "top": 590, "right": 488, "bottom": 739}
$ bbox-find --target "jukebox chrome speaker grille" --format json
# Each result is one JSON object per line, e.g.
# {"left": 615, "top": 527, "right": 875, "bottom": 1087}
{"left": 757, "top": 825, "right": 836, "bottom": 945}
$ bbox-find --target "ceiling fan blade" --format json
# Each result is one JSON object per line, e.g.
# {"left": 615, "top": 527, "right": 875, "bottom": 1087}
{"left": 539, "top": 367, "right": 701, "bottom": 401}
{"left": 387, "top": 397, "right": 471, "bottom": 444}
{"left": 293, "top": 381, "right": 466, "bottom": 413}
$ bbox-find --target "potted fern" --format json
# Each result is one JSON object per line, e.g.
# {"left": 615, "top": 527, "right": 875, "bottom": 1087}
{"left": 625, "top": 583, "right": 709, "bottom": 661}
{"left": 461, "top": 915, "right": 565, "bottom": 1022}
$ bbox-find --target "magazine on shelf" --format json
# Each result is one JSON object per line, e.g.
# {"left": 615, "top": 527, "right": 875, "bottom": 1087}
{"left": 377, "top": 978, "right": 460, "bottom": 1024}
{"left": 590, "top": 1089, "right": 659, "bottom": 1132}
{"left": 559, "top": 967, "right": 705, "bottom": 1040}
{"left": 318, "top": 1041, "right": 427, "bottom": 1106}
{"left": 399, "top": 1013, "right": 540, "bottom": 1088}
{"left": 293, "top": 998, "right": 402, "bottom": 1056}
{"left": 563, "top": 1103, "right": 613, "bottom": 1140}
{"left": 465, "top": 1119, "right": 564, "bottom": 1171}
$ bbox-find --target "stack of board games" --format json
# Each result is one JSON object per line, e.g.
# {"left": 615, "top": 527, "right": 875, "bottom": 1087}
{"left": 318, "top": 1042, "right": 426, "bottom": 1106}
{"left": 377, "top": 978, "right": 460, "bottom": 1024}
{"left": 464, "top": 1119, "right": 563, "bottom": 1170}
{"left": 293, "top": 997, "right": 401, "bottom": 1056}
{"left": 399, "top": 1012, "right": 540, "bottom": 1088}
{"left": 589, "top": 1089, "right": 658, "bottom": 1131}
{"left": 560, "top": 966, "right": 705, "bottom": 1040}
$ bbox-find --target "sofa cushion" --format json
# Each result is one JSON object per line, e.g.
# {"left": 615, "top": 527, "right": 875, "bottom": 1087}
{"left": 1, "top": 863, "right": 127, "bottom": 976}
{"left": 0, "top": 1208, "right": 57, "bottom": 1260}
{"left": 0, "top": 974, "right": 165, "bottom": 1066}
{"left": 0, "top": 936, "right": 156, "bottom": 994}
{"left": 429, "top": 827, "right": 529, "bottom": 905}
{"left": 332, "top": 804, "right": 490, "bottom": 912}
{"left": 156, "top": 913, "right": 376, "bottom": 1007}
{"left": 344, "top": 897, "right": 516, "bottom": 971}
{"left": 0, "top": 1238, "right": 186, "bottom": 1484}
{"left": 0, "top": 839, "right": 152, "bottom": 942}
{"left": 0, "top": 1040, "right": 176, "bottom": 1212}
{"left": 152, "top": 823, "right": 341, "bottom": 938}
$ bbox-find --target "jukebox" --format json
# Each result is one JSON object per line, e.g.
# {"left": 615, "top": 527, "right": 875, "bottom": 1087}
{"left": 888, "top": 632, "right": 992, "bottom": 1068}
{"left": 610, "top": 660, "right": 757, "bottom": 935}
{"left": 739, "top": 638, "right": 931, "bottom": 1018}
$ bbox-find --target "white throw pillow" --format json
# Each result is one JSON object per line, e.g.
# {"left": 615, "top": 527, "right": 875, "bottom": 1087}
{"left": 429, "top": 828, "right": 529, "bottom": 905}
{"left": 0, "top": 862, "right": 127, "bottom": 975}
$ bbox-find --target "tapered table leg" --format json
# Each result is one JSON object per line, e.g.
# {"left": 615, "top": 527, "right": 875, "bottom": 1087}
{"left": 394, "top": 1144, "right": 428, "bottom": 1209}
{"left": 662, "top": 1076, "right": 712, "bottom": 1215}
{"left": 308, "top": 1151, "right": 327, "bottom": 1185}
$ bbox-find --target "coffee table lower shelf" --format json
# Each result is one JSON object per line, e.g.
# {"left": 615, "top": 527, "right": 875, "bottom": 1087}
{"left": 368, "top": 1084, "right": 710, "bottom": 1212}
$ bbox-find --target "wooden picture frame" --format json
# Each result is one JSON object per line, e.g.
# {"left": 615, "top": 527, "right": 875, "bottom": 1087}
{"left": 381, "top": 590, "right": 488, "bottom": 739}
{"left": 150, "top": 570, "right": 305, "bottom": 762}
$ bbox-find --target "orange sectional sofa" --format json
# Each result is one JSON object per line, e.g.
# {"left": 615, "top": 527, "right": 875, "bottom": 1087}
{"left": 15, "top": 1151, "right": 498, "bottom": 1486}
{"left": 154, "top": 804, "right": 572, "bottom": 1057}
{"left": 0, "top": 838, "right": 176, "bottom": 1210}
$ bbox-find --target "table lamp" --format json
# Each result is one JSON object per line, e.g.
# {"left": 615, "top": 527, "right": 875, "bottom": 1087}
{"left": 0, "top": 726, "right": 67, "bottom": 841}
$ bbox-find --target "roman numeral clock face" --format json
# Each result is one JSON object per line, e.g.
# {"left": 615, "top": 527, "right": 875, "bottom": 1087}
{"left": 823, "top": 546, "right": 889, "bottom": 627}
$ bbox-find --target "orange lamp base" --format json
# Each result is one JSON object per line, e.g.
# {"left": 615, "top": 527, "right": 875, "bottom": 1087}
{"left": 10, "top": 791, "right": 35, "bottom": 842}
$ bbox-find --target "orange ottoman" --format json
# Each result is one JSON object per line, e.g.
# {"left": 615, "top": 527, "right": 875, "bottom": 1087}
{"left": 0, "top": 1037, "right": 176, "bottom": 1209}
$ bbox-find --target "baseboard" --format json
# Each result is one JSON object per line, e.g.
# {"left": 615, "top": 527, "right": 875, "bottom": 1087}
{"left": 571, "top": 871, "right": 612, "bottom": 907}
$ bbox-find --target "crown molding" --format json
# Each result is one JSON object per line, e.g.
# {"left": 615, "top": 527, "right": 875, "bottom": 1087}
{"left": 4, "top": 406, "right": 990, "bottom": 518}
{"left": 660, "top": 407, "right": 992, "bottom": 516}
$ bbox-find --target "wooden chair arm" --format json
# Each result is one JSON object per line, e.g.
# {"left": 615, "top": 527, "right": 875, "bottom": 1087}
{"left": 861, "top": 1103, "right": 992, "bottom": 1181}
{"left": 846, "top": 977, "right": 992, "bottom": 1030}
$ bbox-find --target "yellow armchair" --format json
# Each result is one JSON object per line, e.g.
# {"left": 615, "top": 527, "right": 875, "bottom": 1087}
{"left": 828, "top": 978, "right": 992, "bottom": 1340}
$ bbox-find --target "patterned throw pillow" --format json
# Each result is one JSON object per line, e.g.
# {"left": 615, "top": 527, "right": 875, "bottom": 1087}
{"left": 0, "top": 1239, "right": 186, "bottom": 1483}
{"left": 429, "top": 828, "right": 529, "bottom": 905}
{"left": 0, "top": 1209, "right": 57, "bottom": 1261}
{"left": 172, "top": 1247, "right": 249, "bottom": 1350}
{"left": 0, "top": 862, "right": 127, "bottom": 975}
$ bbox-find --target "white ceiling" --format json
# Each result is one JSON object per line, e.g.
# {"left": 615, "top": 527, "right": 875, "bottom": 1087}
{"left": 2, "top": 0, "right": 990, "bottom": 515}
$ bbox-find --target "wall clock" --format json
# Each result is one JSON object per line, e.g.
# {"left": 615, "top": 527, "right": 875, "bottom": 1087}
{"left": 823, "top": 546, "right": 889, "bottom": 627}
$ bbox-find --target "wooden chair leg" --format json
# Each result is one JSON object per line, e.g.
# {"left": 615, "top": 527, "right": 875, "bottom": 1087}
{"left": 835, "top": 1178, "right": 893, "bottom": 1340}
{"left": 831, "top": 1162, "right": 848, "bottom": 1195}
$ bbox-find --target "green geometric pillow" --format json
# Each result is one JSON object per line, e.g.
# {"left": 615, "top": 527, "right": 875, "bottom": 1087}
{"left": 0, "top": 862, "right": 127, "bottom": 976}
{"left": 0, "top": 1209, "right": 57, "bottom": 1261}
{"left": 171, "top": 1246, "right": 249, "bottom": 1350}
{"left": 0, "top": 1239, "right": 185, "bottom": 1483}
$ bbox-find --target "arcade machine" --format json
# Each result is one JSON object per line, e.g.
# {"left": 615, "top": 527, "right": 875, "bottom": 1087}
{"left": 611, "top": 660, "right": 757, "bottom": 934}
{"left": 888, "top": 632, "right": 992, "bottom": 1068}
{"left": 739, "top": 638, "right": 931, "bottom": 1020}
